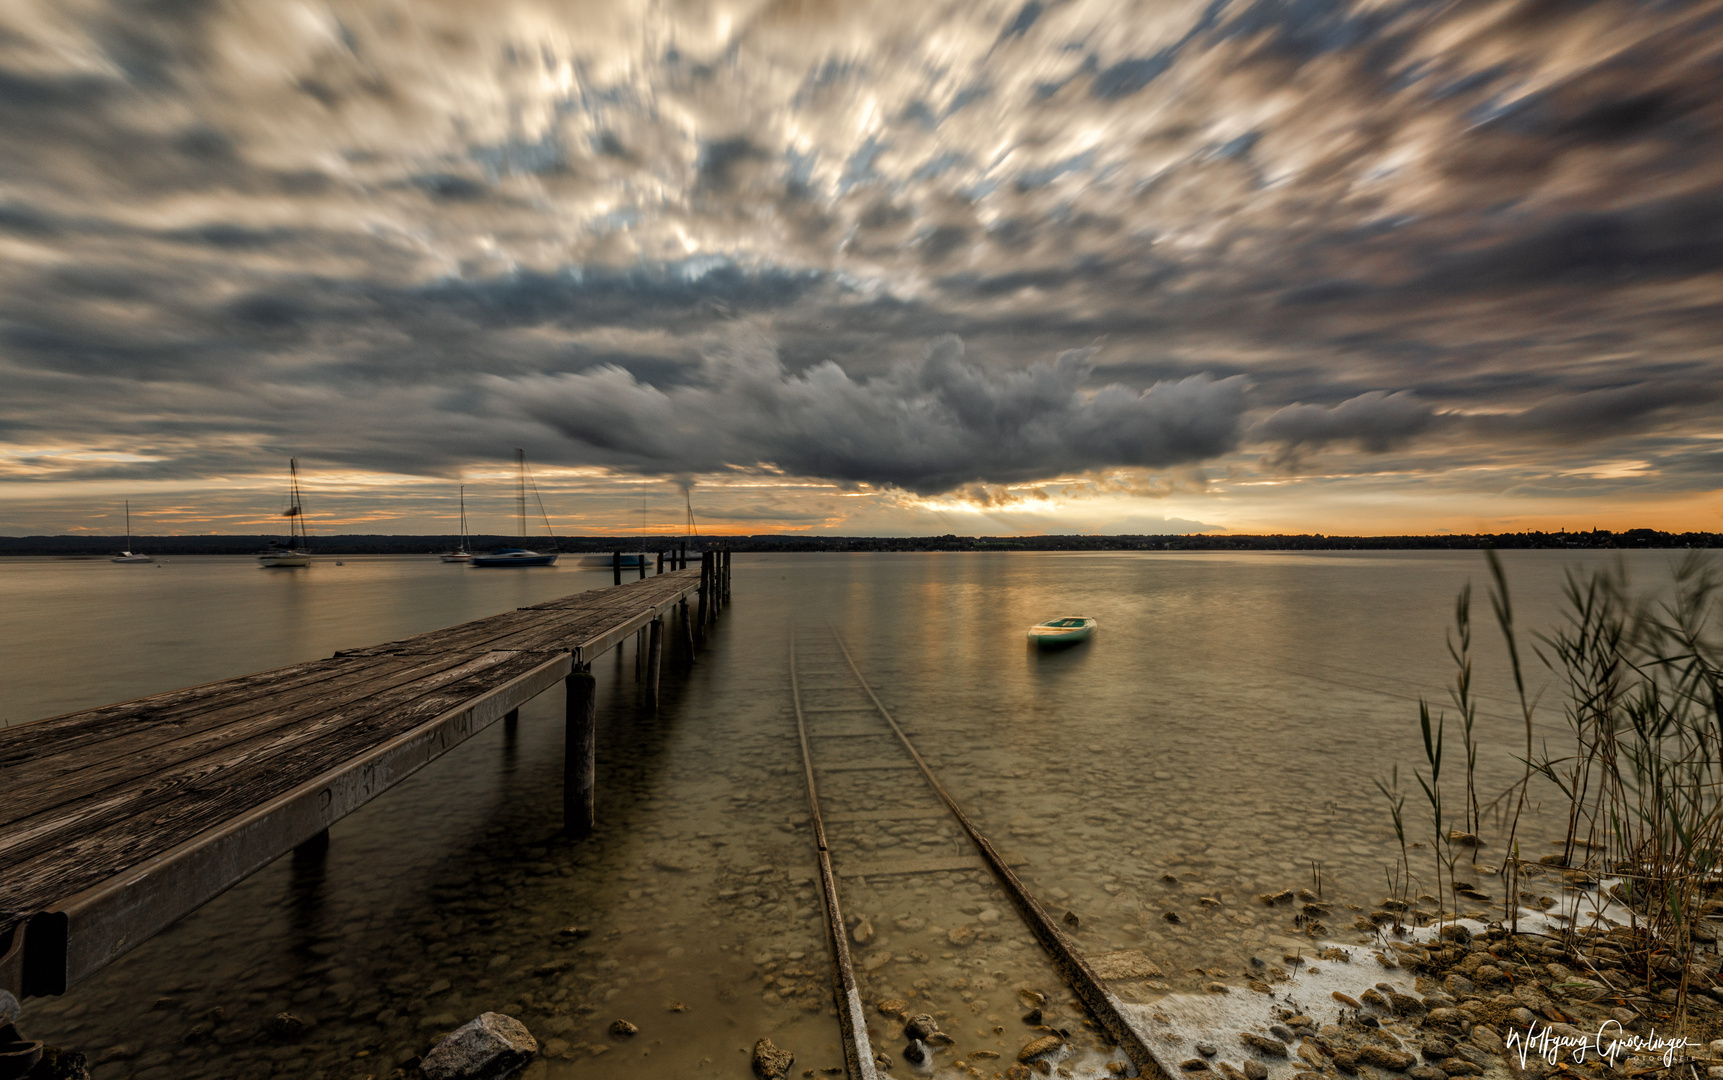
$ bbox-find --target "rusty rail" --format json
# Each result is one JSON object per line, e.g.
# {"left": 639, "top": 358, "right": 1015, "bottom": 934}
{"left": 832, "top": 631, "right": 1171, "bottom": 1080}
{"left": 789, "top": 636, "right": 881, "bottom": 1080}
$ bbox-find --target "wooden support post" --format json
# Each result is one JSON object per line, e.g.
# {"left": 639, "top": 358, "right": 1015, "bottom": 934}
{"left": 723, "top": 547, "right": 731, "bottom": 603}
{"left": 565, "top": 669, "right": 596, "bottom": 837}
{"left": 681, "top": 597, "right": 694, "bottom": 653}
{"left": 696, "top": 551, "right": 709, "bottom": 638}
{"left": 707, "top": 551, "right": 718, "bottom": 626}
{"left": 293, "top": 827, "right": 330, "bottom": 862}
{"left": 637, "top": 553, "right": 646, "bottom": 580}
{"left": 503, "top": 707, "right": 518, "bottom": 733}
{"left": 646, "top": 618, "right": 663, "bottom": 709}
{"left": 612, "top": 551, "right": 621, "bottom": 586}
{"left": 656, "top": 550, "right": 664, "bottom": 575}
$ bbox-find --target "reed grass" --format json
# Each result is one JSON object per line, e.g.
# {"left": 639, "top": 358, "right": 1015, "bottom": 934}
{"left": 1382, "top": 550, "right": 1723, "bottom": 1010}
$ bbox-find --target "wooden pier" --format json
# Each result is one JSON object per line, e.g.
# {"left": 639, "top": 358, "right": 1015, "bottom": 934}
{"left": 0, "top": 551, "right": 730, "bottom": 1003}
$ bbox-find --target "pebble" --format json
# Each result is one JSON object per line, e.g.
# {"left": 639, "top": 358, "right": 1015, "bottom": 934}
{"left": 1356, "top": 1046, "right": 1415, "bottom": 1071}
{"left": 904, "top": 1014, "right": 940, "bottom": 1041}
{"left": 1238, "top": 1033, "right": 1288, "bottom": 1058}
{"left": 1242, "top": 1060, "right": 1269, "bottom": 1080}
{"left": 904, "top": 1039, "right": 932, "bottom": 1070}
{"left": 607, "top": 1019, "right": 637, "bottom": 1037}
{"left": 877, "top": 999, "right": 907, "bottom": 1016}
{"left": 1196, "top": 1042, "right": 1218, "bottom": 1057}
{"left": 853, "top": 917, "right": 875, "bottom": 944}
{"left": 1389, "top": 992, "right": 1425, "bottom": 1016}
{"left": 1183, "top": 1059, "right": 1211, "bottom": 1071}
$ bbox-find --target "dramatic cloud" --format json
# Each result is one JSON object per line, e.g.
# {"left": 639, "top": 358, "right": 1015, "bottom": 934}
{"left": 1255, "top": 392, "right": 1438, "bottom": 457}
{"left": 507, "top": 333, "right": 1249, "bottom": 494}
{"left": 2, "top": 0, "right": 1723, "bottom": 533}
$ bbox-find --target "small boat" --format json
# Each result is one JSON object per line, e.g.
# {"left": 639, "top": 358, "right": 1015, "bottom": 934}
{"left": 577, "top": 553, "right": 649, "bottom": 568}
{"left": 259, "top": 459, "right": 312, "bottom": 568}
{"left": 471, "top": 449, "right": 559, "bottom": 568}
{"left": 471, "top": 547, "right": 559, "bottom": 567}
{"left": 111, "top": 500, "right": 153, "bottom": 563}
{"left": 441, "top": 485, "right": 472, "bottom": 562}
{"left": 1027, "top": 616, "right": 1097, "bottom": 646}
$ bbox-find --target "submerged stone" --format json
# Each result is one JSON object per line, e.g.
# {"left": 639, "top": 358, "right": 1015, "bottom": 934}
{"left": 752, "top": 1037, "right": 794, "bottom": 1080}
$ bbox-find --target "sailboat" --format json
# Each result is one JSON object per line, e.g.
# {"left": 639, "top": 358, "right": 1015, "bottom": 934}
{"left": 440, "top": 485, "right": 472, "bottom": 562}
{"left": 258, "top": 459, "right": 312, "bottom": 568}
{"left": 470, "top": 450, "right": 559, "bottom": 567}
{"left": 110, "top": 500, "right": 153, "bottom": 563}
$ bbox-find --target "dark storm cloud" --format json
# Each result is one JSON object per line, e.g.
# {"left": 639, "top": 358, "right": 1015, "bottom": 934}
{"left": 1254, "top": 391, "right": 1437, "bottom": 455}
{"left": 1472, "top": 382, "right": 1720, "bottom": 442}
{"left": 4, "top": 0, "right": 1723, "bottom": 518}
{"left": 505, "top": 334, "right": 1250, "bottom": 494}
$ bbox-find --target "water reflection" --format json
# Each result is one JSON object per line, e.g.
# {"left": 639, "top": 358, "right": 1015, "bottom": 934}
{"left": 4, "top": 551, "right": 1685, "bottom": 1079}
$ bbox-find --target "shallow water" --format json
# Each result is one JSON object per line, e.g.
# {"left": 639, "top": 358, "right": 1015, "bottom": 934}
{"left": 2, "top": 549, "right": 1692, "bottom": 1079}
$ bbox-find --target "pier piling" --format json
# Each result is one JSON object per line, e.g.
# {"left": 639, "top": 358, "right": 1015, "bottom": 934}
{"left": 565, "top": 669, "right": 597, "bottom": 837}
{"left": 612, "top": 551, "right": 621, "bottom": 586}
{"left": 696, "top": 552, "right": 709, "bottom": 640}
{"left": 646, "top": 618, "right": 663, "bottom": 709}
{"left": 292, "top": 828, "right": 330, "bottom": 862}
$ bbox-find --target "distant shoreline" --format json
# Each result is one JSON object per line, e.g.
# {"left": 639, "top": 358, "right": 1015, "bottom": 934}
{"left": 0, "top": 528, "right": 1712, "bottom": 556}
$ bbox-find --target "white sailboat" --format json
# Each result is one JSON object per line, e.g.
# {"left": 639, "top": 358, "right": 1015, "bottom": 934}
{"left": 110, "top": 500, "right": 153, "bottom": 563}
{"left": 259, "top": 459, "right": 312, "bottom": 568}
{"left": 440, "top": 485, "right": 472, "bottom": 562}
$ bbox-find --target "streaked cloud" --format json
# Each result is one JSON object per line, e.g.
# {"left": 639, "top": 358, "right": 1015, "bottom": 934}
{"left": 0, "top": 0, "right": 1720, "bottom": 534}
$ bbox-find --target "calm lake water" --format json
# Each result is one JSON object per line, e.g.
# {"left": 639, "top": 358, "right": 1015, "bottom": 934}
{"left": 1, "top": 549, "right": 1694, "bottom": 1080}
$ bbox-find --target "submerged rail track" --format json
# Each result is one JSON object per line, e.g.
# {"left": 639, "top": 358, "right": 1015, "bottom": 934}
{"left": 790, "top": 629, "right": 1170, "bottom": 1080}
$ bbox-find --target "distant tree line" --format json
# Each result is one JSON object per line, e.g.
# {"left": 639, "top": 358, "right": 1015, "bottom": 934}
{"left": 0, "top": 527, "right": 1714, "bottom": 556}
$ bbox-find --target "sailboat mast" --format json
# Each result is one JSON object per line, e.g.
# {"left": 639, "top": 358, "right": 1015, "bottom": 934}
{"left": 516, "top": 448, "right": 527, "bottom": 539}
{"left": 459, "top": 485, "right": 467, "bottom": 548}
{"left": 124, "top": 500, "right": 131, "bottom": 549}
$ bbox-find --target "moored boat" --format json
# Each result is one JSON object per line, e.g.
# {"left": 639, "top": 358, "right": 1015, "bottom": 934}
{"left": 111, "top": 500, "right": 153, "bottom": 563}
{"left": 577, "top": 553, "right": 648, "bottom": 568}
{"left": 471, "top": 449, "right": 559, "bottom": 568}
{"left": 258, "top": 460, "right": 312, "bottom": 568}
{"left": 471, "top": 547, "right": 558, "bottom": 567}
{"left": 440, "top": 485, "right": 472, "bottom": 562}
{"left": 1027, "top": 616, "right": 1097, "bottom": 646}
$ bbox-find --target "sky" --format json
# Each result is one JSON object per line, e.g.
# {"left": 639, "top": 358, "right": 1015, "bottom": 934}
{"left": 2, "top": 0, "right": 1722, "bottom": 538}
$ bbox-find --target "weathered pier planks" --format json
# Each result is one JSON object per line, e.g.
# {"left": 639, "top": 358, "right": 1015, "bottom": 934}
{"left": 0, "top": 564, "right": 721, "bottom": 1002}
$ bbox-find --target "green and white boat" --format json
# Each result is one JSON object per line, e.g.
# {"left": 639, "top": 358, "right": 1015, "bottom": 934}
{"left": 1027, "top": 616, "right": 1096, "bottom": 646}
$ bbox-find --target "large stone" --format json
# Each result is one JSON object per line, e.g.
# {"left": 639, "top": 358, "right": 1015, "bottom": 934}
{"left": 421, "top": 1012, "right": 538, "bottom": 1080}
{"left": 905, "top": 1014, "right": 940, "bottom": 1041}
{"left": 752, "top": 1037, "right": 794, "bottom": 1080}
{"left": 1019, "top": 1035, "right": 1064, "bottom": 1062}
